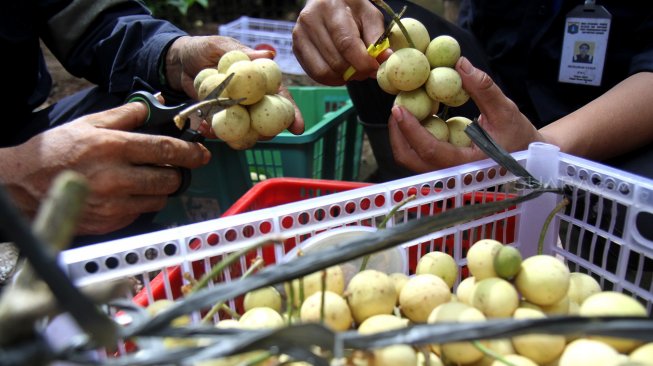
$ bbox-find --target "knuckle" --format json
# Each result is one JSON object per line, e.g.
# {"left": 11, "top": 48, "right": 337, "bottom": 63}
{"left": 477, "top": 72, "right": 496, "bottom": 91}
{"left": 155, "top": 138, "right": 178, "bottom": 162}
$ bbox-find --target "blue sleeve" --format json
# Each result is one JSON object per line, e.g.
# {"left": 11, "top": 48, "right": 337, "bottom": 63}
{"left": 43, "top": 1, "right": 188, "bottom": 95}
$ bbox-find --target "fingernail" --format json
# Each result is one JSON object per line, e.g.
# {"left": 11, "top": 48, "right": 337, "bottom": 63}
{"left": 201, "top": 146, "right": 211, "bottom": 164}
{"left": 458, "top": 56, "right": 473, "bottom": 75}
{"left": 392, "top": 105, "right": 404, "bottom": 122}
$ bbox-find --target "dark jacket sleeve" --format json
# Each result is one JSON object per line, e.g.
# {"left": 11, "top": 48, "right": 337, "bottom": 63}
{"left": 42, "top": 0, "right": 188, "bottom": 95}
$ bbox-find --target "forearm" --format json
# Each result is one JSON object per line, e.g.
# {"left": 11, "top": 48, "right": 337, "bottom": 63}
{"left": 540, "top": 72, "right": 653, "bottom": 161}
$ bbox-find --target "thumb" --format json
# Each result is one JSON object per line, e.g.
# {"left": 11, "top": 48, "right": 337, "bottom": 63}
{"left": 85, "top": 101, "right": 149, "bottom": 131}
{"left": 247, "top": 49, "right": 277, "bottom": 61}
{"left": 455, "top": 56, "right": 516, "bottom": 123}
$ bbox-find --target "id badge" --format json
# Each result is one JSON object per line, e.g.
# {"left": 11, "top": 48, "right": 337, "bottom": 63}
{"left": 558, "top": 1, "right": 611, "bottom": 86}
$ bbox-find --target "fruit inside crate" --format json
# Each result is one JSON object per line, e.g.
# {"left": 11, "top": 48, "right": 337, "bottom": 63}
{"left": 153, "top": 86, "right": 363, "bottom": 227}
{"left": 58, "top": 143, "right": 653, "bottom": 363}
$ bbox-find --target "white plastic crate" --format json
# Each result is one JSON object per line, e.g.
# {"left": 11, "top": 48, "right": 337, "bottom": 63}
{"left": 60, "top": 143, "right": 653, "bottom": 315}
{"left": 219, "top": 16, "right": 305, "bottom": 75}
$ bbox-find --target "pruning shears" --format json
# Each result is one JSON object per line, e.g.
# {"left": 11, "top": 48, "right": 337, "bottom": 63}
{"left": 342, "top": 5, "right": 407, "bottom": 81}
{"left": 125, "top": 72, "right": 243, "bottom": 195}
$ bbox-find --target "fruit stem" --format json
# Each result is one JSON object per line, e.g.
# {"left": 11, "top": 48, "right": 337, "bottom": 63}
{"left": 360, "top": 194, "right": 416, "bottom": 272}
{"left": 200, "top": 257, "right": 263, "bottom": 323}
{"left": 240, "top": 351, "right": 273, "bottom": 366}
{"left": 286, "top": 281, "right": 296, "bottom": 325}
{"left": 537, "top": 196, "right": 569, "bottom": 255}
{"left": 370, "top": 0, "right": 415, "bottom": 49}
{"left": 191, "top": 237, "right": 277, "bottom": 293}
{"left": 320, "top": 270, "right": 327, "bottom": 324}
{"left": 440, "top": 105, "right": 450, "bottom": 121}
{"left": 471, "top": 341, "right": 518, "bottom": 366}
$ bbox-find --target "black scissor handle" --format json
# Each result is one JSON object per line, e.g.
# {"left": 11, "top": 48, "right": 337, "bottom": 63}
{"left": 126, "top": 91, "right": 189, "bottom": 139}
{"left": 126, "top": 91, "right": 195, "bottom": 196}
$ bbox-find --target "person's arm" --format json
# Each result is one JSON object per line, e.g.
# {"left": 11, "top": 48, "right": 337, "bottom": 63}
{"left": 540, "top": 72, "right": 653, "bottom": 161}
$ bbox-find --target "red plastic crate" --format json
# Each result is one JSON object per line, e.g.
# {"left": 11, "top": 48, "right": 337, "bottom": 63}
{"left": 133, "top": 178, "right": 370, "bottom": 308}
{"left": 132, "top": 178, "right": 516, "bottom": 309}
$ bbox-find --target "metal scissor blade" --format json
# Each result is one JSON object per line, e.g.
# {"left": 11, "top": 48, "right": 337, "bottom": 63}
{"left": 204, "top": 72, "right": 235, "bottom": 101}
{"left": 200, "top": 97, "right": 246, "bottom": 120}
{"left": 173, "top": 97, "right": 246, "bottom": 133}
{"left": 373, "top": 5, "right": 407, "bottom": 46}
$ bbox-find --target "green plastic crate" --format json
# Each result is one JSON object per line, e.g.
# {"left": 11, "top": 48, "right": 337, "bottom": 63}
{"left": 154, "top": 86, "right": 362, "bottom": 227}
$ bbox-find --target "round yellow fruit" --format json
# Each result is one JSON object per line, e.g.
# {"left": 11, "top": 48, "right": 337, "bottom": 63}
{"left": 389, "top": 272, "right": 410, "bottom": 305}
{"left": 249, "top": 94, "right": 291, "bottom": 137}
{"left": 226, "top": 127, "right": 259, "bottom": 150}
{"left": 386, "top": 48, "right": 431, "bottom": 92}
{"left": 239, "top": 306, "right": 284, "bottom": 329}
{"left": 243, "top": 286, "right": 282, "bottom": 313}
{"left": 211, "top": 104, "right": 251, "bottom": 142}
{"left": 388, "top": 17, "right": 431, "bottom": 52}
{"left": 514, "top": 255, "right": 570, "bottom": 306}
{"left": 394, "top": 87, "right": 433, "bottom": 121}
{"left": 252, "top": 58, "right": 282, "bottom": 94}
{"left": 197, "top": 73, "right": 229, "bottom": 101}
{"left": 416, "top": 351, "right": 444, "bottom": 366}
{"left": 346, "top": 269, "right": 397, "bottom": 324}
{"left": 357, "top": 314, "right": 409, "bottom": 335}
{"left": 374, "top": 344, "right": 418, "bottom": 366}
{"left": 425, "top": 67, "right": 463, "bottom": 103}
{"left": 399, "top": 274, "right": 452, "bottom": 323}
{"left": 511, "top": 308, "right": 566, "bottom": 364}
{"left": 428, "top": 301, "right": 486, "bottom": 364}
{"left": 455, "top": 276, "right": 476, "bottom": 305}
{"left": 421, "top": 115, "right": 449, "bottom": 142}
{"left": 466, "top": 239, "right": 503, "bottom": 280}
{"left": 416, "top": 251, "right": 458, "bottom": 288}
{"left": 285, "top": 265, "right": 345, "bottom": 308}
{"left": 225, "top": 60, "right": 266, "bottom": 105}
{"left": 567, "top": 272, "right": 602, "bottom": 305}
{"left": 468, "top": 339, "right": 515, "bottom": 366}
{"left": 579, "top": 291, "right": 647, "bottom": 352}
{"left": 489, "top": 354, "right": 538, "bottom": 366}
{"left": 194, "top": 68, "right": 219, "bottom": 93}
{"left": 471, "top": 277, "right": 519, "bottom": 318}
{"left": 300, "top": 290, "right": 352, "bottom": 331}
{"left": 377, "top": 60, "right": 400, "bottom": 95}
{"left": 217, "top": 49, "right": 250, "bottom": 73}
{"left": 629, "top": 342, "right": 653, "bottom": 364}
{"left": 425, "top": 35, "right": 461, "bottom": 68}
{"left": 559, "top": 338, "right": 619, "bottom": 366}
{"left": 446, "top": 116, "right": 473, "bottom": 147}
{"left": 540, "top": 295, "right": 571, "bottom": 316}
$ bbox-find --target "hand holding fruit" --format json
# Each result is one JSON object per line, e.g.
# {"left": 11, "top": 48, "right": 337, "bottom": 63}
{"left": 192, "top": 50, "right": 305, "bottom": 149}
{"left": 389, "top": 55, "right": 544, "bottom": 173}
{"left": 292, "top": 0, "right": 389, "bottom": 85}
{"left": 164, "top": 35, "right": 275, "bottom": 99}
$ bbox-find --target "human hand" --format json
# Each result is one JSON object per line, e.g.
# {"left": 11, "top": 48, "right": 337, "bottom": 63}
{"left": 388, "top": 56, "right": 543, "bottom": 173}
{"left": 292, "top": 0, "right": 388, "bottom": 86}
{"left": 2, "top": 103, "right": 210, "bottom": 235}
{"left": 165, "top": 35, "right": 305, "bottom": 135}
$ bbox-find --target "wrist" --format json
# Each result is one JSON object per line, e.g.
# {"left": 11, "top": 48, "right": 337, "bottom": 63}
{"left": 162, "top": 36, "right": 189, "bottom": 92}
